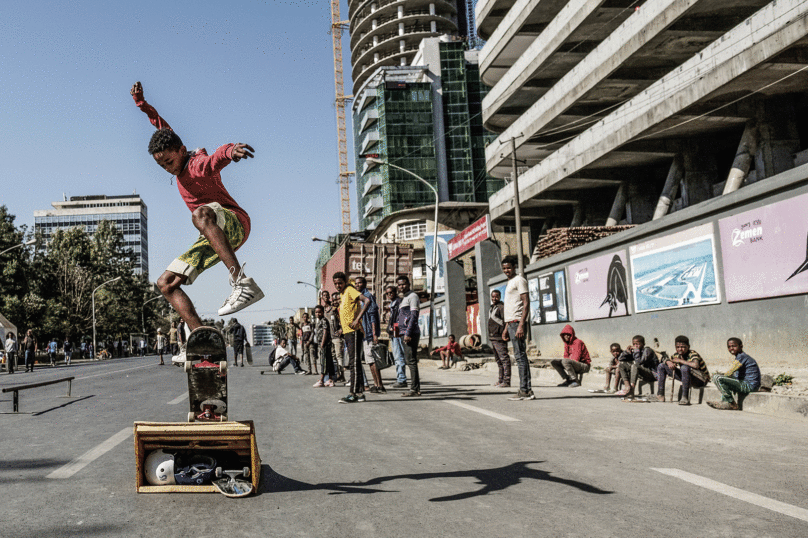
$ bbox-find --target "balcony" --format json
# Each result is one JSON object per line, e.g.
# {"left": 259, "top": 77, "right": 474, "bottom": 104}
{"left": 356, "top": 88, "right": 377, "bottom": 113}
{"left": 359, "top": 130, "right": 380, "bottom": 154}
{"left": 359, "top": 108, "right": 379, "bottom": 133}
{"left": 363, "top": 195, "right": 384, "bottom": 217}
{"left": 362, "top": 173, "right": 383, "bottom": 196}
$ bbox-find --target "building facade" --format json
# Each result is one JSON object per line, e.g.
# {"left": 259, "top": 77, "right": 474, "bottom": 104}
{"left": 353, "top": 37, "right": 502, "bottom": 231}
{"left": 34, "top": 194, "right": 149, "bottom": 277}
{"left": 250, "top": 324, "right": 275, "bottom": 346}
{"left": 348, "top": 0, "right": 465, "bottom": 95}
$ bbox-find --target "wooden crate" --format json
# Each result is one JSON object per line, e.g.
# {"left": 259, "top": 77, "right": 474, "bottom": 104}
{"left": 133, "top": 421, "right": 261, "bottom": 494}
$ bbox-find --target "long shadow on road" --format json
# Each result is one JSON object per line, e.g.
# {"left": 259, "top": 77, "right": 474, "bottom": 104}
{"left": 261, "top": 460, "right": 613, "bottom": 501}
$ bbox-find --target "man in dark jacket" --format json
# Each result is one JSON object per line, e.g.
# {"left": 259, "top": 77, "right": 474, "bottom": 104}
{"left": 385, "top": 285, "right": 407, "bottom": 388}
{"left": 617, "top": 334, "right": 659, "bottom": 398}
{"left": 230, "top": 318, "right": 248, "bottom": 367}
{"left": 551, "top": 325, "right": 591, "bottom": 387}
{"left": 488, "top": 289, "right": 510, "bottom": 387}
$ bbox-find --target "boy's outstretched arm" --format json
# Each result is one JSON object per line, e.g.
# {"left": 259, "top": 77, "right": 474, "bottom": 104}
{"left": 130, "top": 81, "right": 172, "bottom": 131}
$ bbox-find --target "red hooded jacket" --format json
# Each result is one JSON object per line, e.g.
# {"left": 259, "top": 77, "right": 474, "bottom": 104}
{"left": 560, "top": 325, "right": 590, "bottom": 364}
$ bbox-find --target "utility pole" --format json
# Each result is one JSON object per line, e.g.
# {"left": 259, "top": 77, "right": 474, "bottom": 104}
{"left": 509, "top": 135, "right": 525, "bottom": 276}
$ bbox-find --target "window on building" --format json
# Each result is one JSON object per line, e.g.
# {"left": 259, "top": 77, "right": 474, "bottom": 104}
{"left": 397, "top": 221, "right": 426, "bottom": 241}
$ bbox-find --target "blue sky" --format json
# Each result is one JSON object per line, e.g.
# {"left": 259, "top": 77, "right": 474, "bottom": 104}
{"left": 1, "top": 0, "right": 354, "bottom": 333}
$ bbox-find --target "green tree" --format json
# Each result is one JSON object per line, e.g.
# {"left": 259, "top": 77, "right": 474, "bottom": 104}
{"left": 0, "top": 206, "right": 33, "bottom": 330}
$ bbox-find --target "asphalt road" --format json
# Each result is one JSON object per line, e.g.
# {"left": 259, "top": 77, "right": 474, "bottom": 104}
{"left": 1, "top": 351, "right": 807, "bottom": 538}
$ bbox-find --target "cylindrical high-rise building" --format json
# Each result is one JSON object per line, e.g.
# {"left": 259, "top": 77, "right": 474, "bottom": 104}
{"left": 349, "top": 0, "right": 461, "bottom": 94}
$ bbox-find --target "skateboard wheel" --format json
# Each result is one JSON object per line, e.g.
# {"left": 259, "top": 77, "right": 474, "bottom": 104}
{"left": 219, "top": 361, "right": 227, "bottom": 374}
{"left": 243, "top": 467, "right": 250, "bottom": 478}
{"left": 220, "top": 414, "right": 228, "bottom": 422}
{"left": 215, "top": 467, "right": 223, "bottom": 478}
{"left": 184, "top": 361, "right": 192, "bottom": 372}
{"left": 187, "top": 411, "right": 195, "bottom": 422}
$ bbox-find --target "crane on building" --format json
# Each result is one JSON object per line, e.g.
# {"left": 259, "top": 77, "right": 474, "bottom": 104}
{"left": 331, "top": 0, "right": 354, "bottom": 234}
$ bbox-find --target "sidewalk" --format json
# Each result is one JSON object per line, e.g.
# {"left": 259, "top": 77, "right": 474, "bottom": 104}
{"left": 422, "top": 355, "right": 808, "bottom": 422}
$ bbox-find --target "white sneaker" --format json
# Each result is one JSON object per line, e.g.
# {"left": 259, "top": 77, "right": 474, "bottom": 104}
{"left": 171, "top": 343, "right": 187, "bottom": 366}
{"left": 218, "top": 264, "right": 265, "bottom": 316}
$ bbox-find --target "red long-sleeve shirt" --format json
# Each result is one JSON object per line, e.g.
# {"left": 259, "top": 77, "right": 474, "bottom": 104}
{"left": 436, "top": 341, "right": 462, "bottom": 357}
{"left": 133, "top": 93, "right": 251, "bottom": 241}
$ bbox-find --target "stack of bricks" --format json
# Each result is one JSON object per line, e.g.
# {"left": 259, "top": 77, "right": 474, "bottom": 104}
{"left": 532, "top": 225, "right": 635, "bottom": 260}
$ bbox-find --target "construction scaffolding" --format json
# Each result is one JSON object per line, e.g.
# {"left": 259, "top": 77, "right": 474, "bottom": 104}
{"left": 331, "top": 0, "right": 354, "bottom": 234}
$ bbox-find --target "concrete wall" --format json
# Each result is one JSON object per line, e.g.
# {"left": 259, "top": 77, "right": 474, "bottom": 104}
{"left": 488, "top": 163, "right": 808, "bottom": 369}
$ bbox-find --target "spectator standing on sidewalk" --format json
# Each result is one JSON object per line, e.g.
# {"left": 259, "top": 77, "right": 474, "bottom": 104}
{"left": 396, "top": 275, "right": 421, "bottom": 398}
{"left": 328, "top": 291, "right": 346, "bottom": 383}
{"left": 502, "top": 256, "right": 534, "bottom": 401}
{"left": 552, "top": 325, "right": 591, "bottom": 388}
{"left": 5, "top": 332, "right": 17, "bottom": 374}
{"left": 139, "top": 337, "right": 147, "bottom": 357}
{"left": 63, "top": 337, "right": 73, "bottom": 366}
{"left": 385, "top": 285, "right": 407, "bottom": 388}
{"left": 300, "top": 313, "right": 317, "bottom": 375}
{"left": 230, "top": 318, "right": 248, "bottom": 367}
{"left": 23, "top": 329, "right": 37, "bottom": 373}
{"left": 334, "top": 272, "right": 371, "bottom": 404}
{"left": 356, "top": 276, "right": 385, "bottom": 394}
{"left": 154, "top": 328, "right": 166, "bottom": 365}
{"left": 312, "top": 305, "right": 334, "bottom": 387}
{"left": 488, "top": 289, "right": 510, "bottom": 388}
{"left": 286, "top": 316, "right": 299, "bottom": 357}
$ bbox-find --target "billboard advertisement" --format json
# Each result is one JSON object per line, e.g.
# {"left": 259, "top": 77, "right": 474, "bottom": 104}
{"left": 448, "top": 215, "right": 491, "bottom": 259}
{"left": 629, "top": 223, "right": 720, "bottom": 313}
{"left": 718, "top": 192, "right": 808, "bottom": 302}
{"left": 529, "top": 270, "right": 569, "bottom": 325}
{"left": 568, "top": 250, "right": 630, "bottom": 320}
{"left": 424, "top": 232, "right": 456, "bottom": 294}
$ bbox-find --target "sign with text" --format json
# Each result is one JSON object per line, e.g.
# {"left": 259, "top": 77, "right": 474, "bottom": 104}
{"left": 448, "top": 215, "right": 492, "bottom": 259}
{"left": 569, "top": 250, "right": 630, "bottom": 321}
{"left": 718, "top": 192, "right": 808, "bottom": 302}
{"left": 629, "top": 223, "right": 720, "bottom": 313}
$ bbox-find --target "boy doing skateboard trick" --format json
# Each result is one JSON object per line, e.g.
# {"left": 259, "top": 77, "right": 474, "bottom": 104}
{"left": 131, "top": 82, "right": 264, "bottom": 360}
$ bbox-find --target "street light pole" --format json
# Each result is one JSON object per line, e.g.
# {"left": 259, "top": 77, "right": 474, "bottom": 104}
{"left": 367, "top": 157, "right": 439, "bottom": 353}
{"left": 142, "top": 295, "right": 164, "bottom": 334}
{"left": 0, "top": 238, "right": 36, "bottom": 256}
{"left": 92, "top": 276, "right": 121, "bottom": 360}
{"left": 509, "top": 135, "right": 525, "bottom": 276}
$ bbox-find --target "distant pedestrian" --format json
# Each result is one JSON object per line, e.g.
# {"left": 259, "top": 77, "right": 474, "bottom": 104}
{"left": 488, "top": 289, "right": 510, "bottom": 387}
{"left": 312, "top": 305, "right": 334, "bottom": 388}
{"left": 4, "top": 332, "right": 17, "bottom": 374}
{"left": 501, "top": 256, "right": 534, "bottom": 401}
{"left": 356, "top": 276, "right": 384, "bottom": 394}
{"left": 286, "top": 316, "right": 299, "bottom": 357}
{"left": 230, "top": 318, "right": 248, "bottom": 367}
{"left": 169, "top": 321, "right": 179, "bottom": 356}
{"left": 23, "top": 330, "right": 38, "bottom": 372}
{"left": 300, "top": 313, "right": 316, "bottom": 375}
{"left": 48, "top": 338, "right": 58, "bottom": 367}
{"left": 63, "top": 337, "right": 73, "bottom": 366}
{"left": 333, "top": 272, "right": 371, "bottom": 404}
{"left": 154, "top": 328, "right": 166, "bottom": 365}
{"left": 88, "top": 342, "right": 94, "bottom": 360}
{"left": 139, "top": 338, "right": 147, "bottom": 357}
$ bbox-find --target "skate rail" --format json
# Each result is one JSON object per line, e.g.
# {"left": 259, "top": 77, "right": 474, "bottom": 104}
{"left": 2, "top": 376, "right": 74, "bottom": 413}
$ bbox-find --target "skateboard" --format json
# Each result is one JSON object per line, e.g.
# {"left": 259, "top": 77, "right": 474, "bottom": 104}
{"left": 587, "top": 389, "right": 609, "bottom": 394}
{"left": 245, "top": 342, "right": 253, "bottom": 366}
{"left": 212, "top": 466, "right": 253, "bottom": 497}
{"left": 184, "top": 327, "right": 228, "bottom": 422}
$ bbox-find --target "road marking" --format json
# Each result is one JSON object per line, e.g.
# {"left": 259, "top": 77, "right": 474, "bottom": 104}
{"left": 47, "top": 428, "right": 132, "bottom": 479}
{"left": 168, "top": 392, "right": 188, "bottom": 405}
{"left": 73, "top": 363, "right": 156, "bottom": 381}
{"left": 652, "top": 468, "right": 808, "bottom": 523}
{"left": 444, "top": 400, "right": 520, "bottom": 422}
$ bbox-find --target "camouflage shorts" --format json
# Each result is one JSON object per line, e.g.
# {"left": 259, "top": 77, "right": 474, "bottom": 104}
{"left": 166, "top": 203, "right": 245, "bottom": 285}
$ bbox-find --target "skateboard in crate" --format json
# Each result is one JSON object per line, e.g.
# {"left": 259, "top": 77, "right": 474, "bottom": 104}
{"left": 184, "top": 327, "right": 228, "bottom": 422}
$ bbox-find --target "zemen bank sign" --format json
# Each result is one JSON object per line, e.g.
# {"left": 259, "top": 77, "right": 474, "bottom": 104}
{"left": 448, "top": 215, "right": 492, "bottom": 259}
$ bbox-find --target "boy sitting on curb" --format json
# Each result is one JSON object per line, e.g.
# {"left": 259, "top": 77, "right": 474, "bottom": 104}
{"left": 617, "top": 335, "right": 659, "bottom": 398}
{"left": 656, "top": 335, "right": 710, "bottom": 405}
{"left": 707, "top": 337, "right": 760, "bottom": 410}
{"left": 603, "top": 343, "right": 631, "bottom": 393}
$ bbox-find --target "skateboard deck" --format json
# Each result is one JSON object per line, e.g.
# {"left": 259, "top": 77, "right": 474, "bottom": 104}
{"left": 212, "top": 466, "right": 253, "bottom": 497}
{"left": 245, "top": 343, "right": 253, "bottom": 366}
{"left": 621, "top": 397, "right": 651, "bottom": 403}
{"left": 588, "top": 389, "right": 609, "bottom": 393}
{"left": 185, "top": 327, "right": 228, "bottom": 422}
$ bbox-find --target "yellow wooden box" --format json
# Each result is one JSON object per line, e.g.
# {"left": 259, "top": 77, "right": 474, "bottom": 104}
{"left": 133, "top": 421, "right": 261, "bottom": 494}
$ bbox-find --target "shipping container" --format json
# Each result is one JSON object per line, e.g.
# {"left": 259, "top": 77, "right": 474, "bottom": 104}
{"left": 320, "top": 242, "right": 413, "bottom": 329}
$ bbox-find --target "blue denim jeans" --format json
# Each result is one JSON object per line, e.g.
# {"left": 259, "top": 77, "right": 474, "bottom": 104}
{"left": 390, "top": 337, "right": 407, "bottom": 384}
{"left": 507, "top": 322, "right": 531, "bottom": 392}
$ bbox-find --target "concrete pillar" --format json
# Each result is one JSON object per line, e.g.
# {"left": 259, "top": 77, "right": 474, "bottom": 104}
{"left": 372, "top": 19, "right": 378, "bottom": 30}
{"left": 754, "top": 96, "right": 799, "bottom": 180}
{"left": 431, "top": 20, "right": 437, "bottom": 33}
{"left": 374, "top": 53, "right": 379, "bottom": 62}
{"left": 398, "top": 5, "right": 404, "bottom": 18}
{"left": 723, "top": 120, "right": 758, "bottom": 194}
{"left": 570, "top": 203, "right": 583, "bottom": 227}
{"left": 373, "top": 35, "right": 379, "bottom": 46}
{"left": 399, "top": 22, "right": 405, "bottom": 36}
{"left": 625, "top": 181, "right": 656, "bottom": 224}
{"left": 682, "top": 140, "right": 717, "bottom": 207}
{"left": 475, "top": 240, "right": 503, "bottom": 346}
{"left": 605, "top": 182, "right": 626, "bottom": 226}
{"left": 653, "top": 155, "right": 683, "bottom": 219}
{"left": 401, "top": 56, "right": 407, "bottom": 65}
{"left": 400, "top": 39, "right": 405, "bottom": 52}
{"left": 429, "top": 3, "right": 436, "bottom": 15}
{"left": 370, "top": 3, "right": 377, "bottom": 12}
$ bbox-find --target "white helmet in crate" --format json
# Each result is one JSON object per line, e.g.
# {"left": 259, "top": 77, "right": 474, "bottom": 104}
{"left": 144, "top": 449, "right": 176, "bottom": 485}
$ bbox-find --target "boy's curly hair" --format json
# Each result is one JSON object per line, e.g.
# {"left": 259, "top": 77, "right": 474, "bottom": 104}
{"left": 148, "top": 128, "right": 183, "bottom": 155}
